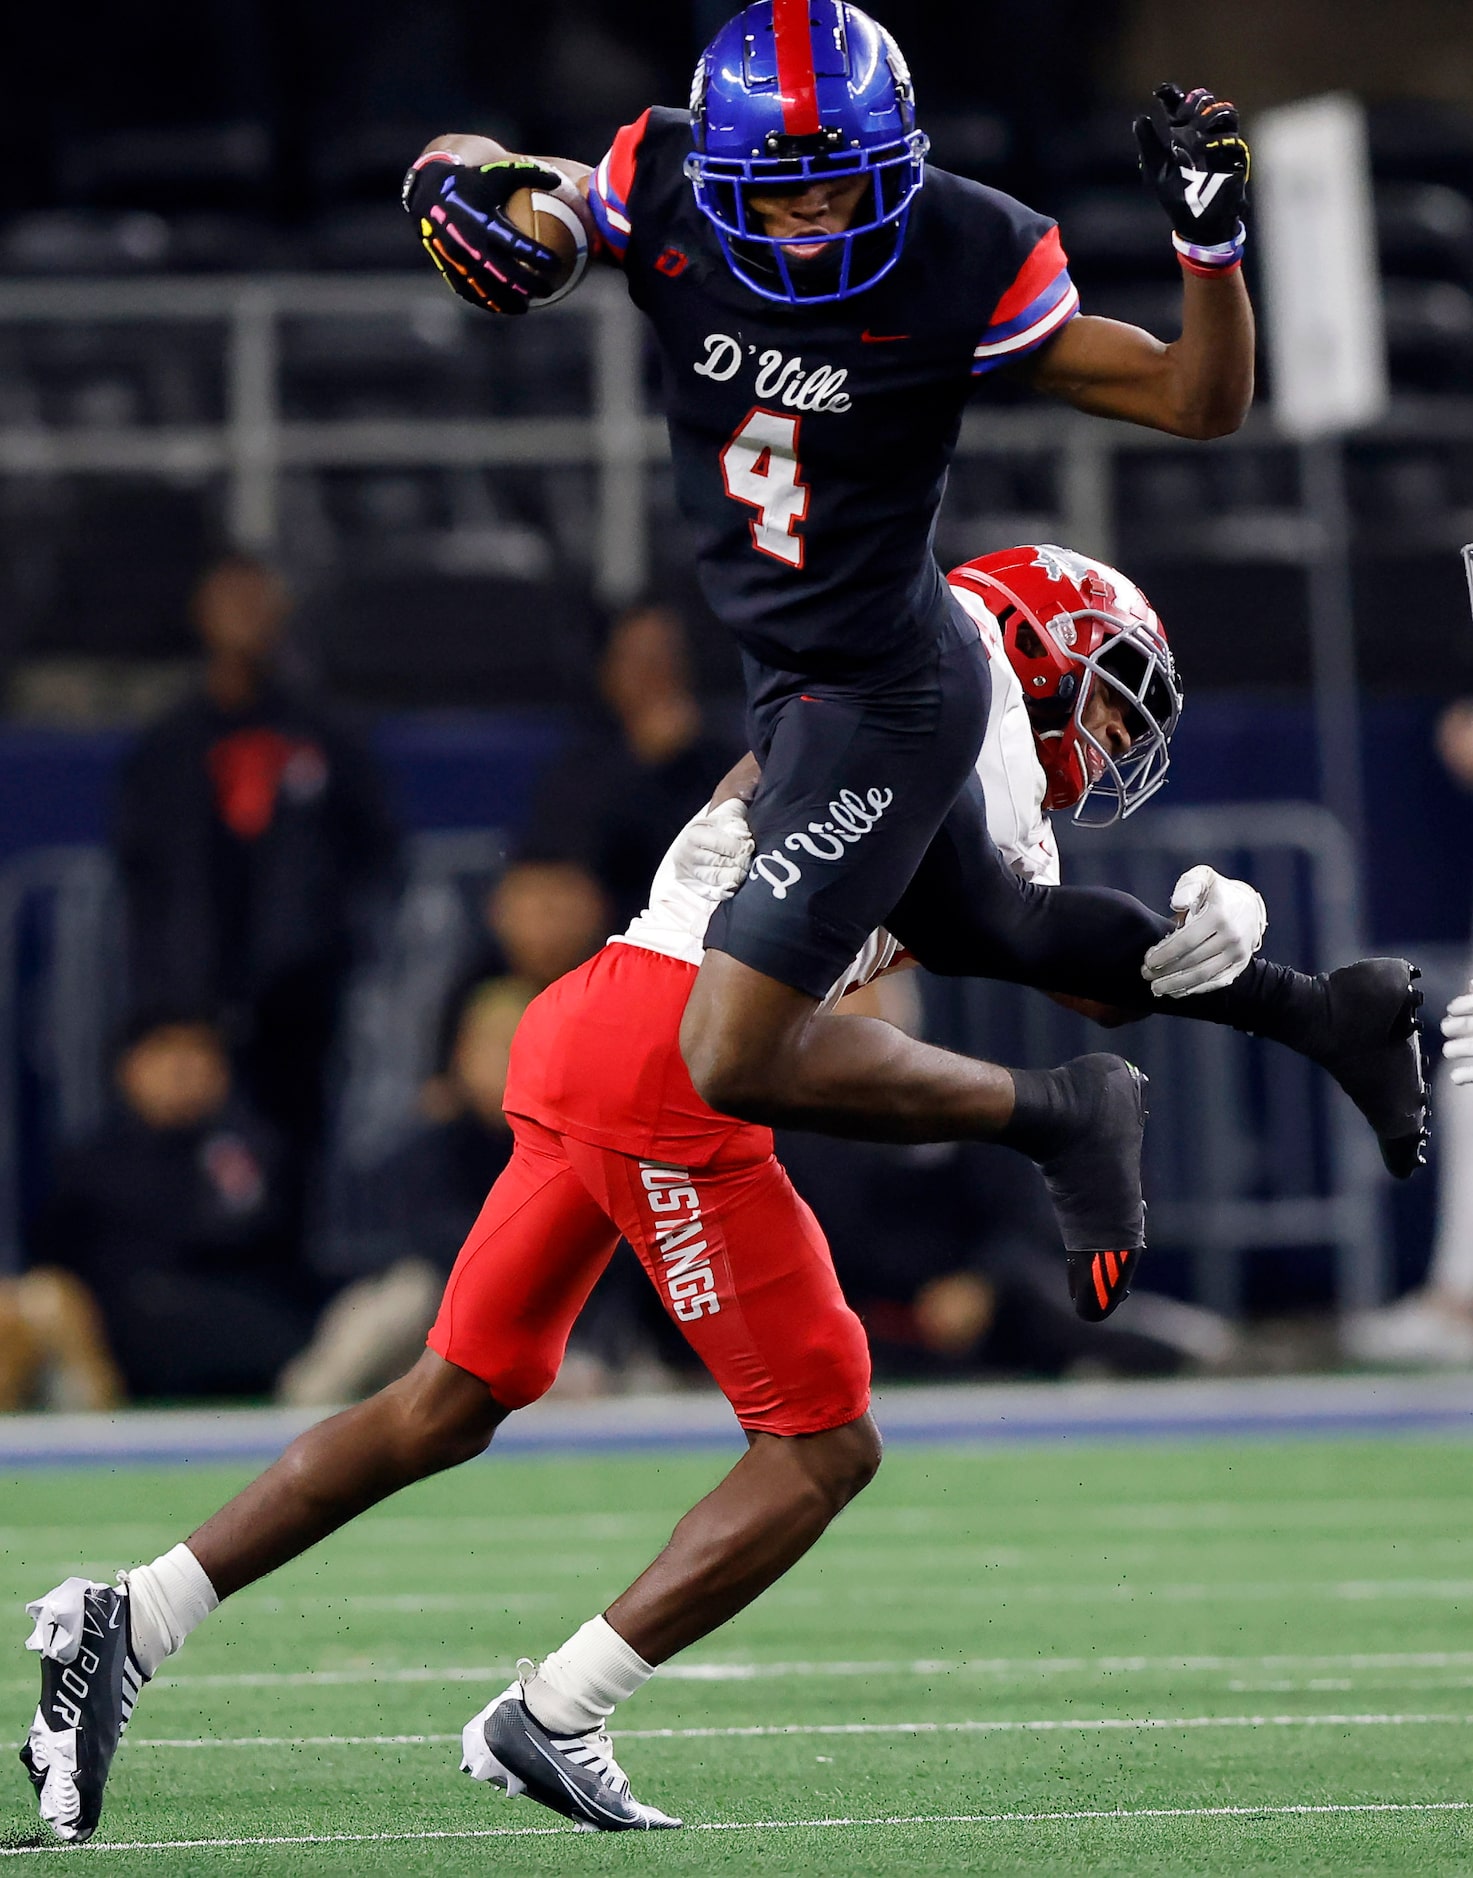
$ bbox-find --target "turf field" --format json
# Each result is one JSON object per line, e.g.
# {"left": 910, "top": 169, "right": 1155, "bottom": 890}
{"left": 2, "top": 1435, "right": 1472, "bottom": 1875}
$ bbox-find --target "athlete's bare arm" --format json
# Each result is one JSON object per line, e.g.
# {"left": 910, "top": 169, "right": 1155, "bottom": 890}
{"left": 1026, "top": 81, "right": 1255, "bottom": 439}
{"left": 1024, "top": 271, "right": 1255, "bottom": 440}
{"left": 417, "top": 133, "right": 588, "bottom": 187}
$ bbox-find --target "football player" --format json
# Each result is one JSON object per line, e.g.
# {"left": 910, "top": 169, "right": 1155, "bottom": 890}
{"left": 399, "top": 4, "right": 1269, "bottom": 1228}
{"left": 20, "top": 544, "right": 1426, "bottom": 1843}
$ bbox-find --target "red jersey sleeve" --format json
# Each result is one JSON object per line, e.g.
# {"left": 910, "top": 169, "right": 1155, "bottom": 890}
{"left": 587, "top": 109, "right": 652, "bottom": 264}
{"left": 972, "top": 223, "right": 1080, "bottom": 376}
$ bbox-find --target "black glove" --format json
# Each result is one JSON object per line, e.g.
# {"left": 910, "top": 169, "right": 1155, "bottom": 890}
{"left": 1134, "top": 83, "right": 1250, "bottom": 247}
{"left": 403, "top": 155, "right": 565, "bottom": 315}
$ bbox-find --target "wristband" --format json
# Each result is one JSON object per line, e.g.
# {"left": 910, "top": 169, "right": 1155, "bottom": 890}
{"left": 1172, "top": 222, "right": 1246, "bottom": 278}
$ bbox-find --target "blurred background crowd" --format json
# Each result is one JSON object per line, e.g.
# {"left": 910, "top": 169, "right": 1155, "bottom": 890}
{"left": 2, "top": 0, "right": 1473, "bottom": 1409}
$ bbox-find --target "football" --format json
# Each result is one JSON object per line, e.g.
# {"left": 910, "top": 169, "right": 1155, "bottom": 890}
{"left": 503, "top": 183, "right": 591, "bottom": 304}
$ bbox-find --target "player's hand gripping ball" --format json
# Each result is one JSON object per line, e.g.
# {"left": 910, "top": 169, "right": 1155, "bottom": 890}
{"left": 1134, "top": 82, "right": 1250, "bottom": 246}
{"left": 403, "top": 156, "right": 581, "bottom": 315}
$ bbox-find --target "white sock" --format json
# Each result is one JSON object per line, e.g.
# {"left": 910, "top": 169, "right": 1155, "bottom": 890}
{"left": 522, "top": 1615, "right": 654, "bottom": 1736}
{"left": 120, "top": 1544, "right": 219, "bottom": 1678}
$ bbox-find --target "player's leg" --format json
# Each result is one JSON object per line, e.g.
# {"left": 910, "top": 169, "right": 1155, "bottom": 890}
{"left": 19, "top": 1118, "right": 621, "bottom": 1845}
{"left": 596, "top": 1145, "right": 879, "bottom": 1661}
{"left": 460, "top": 1140, "right": 878, "bottom": 1830}
{"left": 684, "top": 604, "right": 1004, "bottom": 1133}
{"left": 182, "top": 1350, "right": 505, "bottom": 1598}
{"left": 887, "top": 780, "right": 1428, "bottom": 1176}
{"left": 683, "top": 949, "right": 1149, "bottom": 1307}
{"left": 681, "top": 622, "right": 1150, "bottom": 1256}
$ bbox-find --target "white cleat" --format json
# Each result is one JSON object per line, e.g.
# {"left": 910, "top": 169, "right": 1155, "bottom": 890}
{"left": 19, "top": 1577, "right": 147, "bottom": 1843}
{"left": 461, "top": 1674, "right": 681, "bottom": 1832}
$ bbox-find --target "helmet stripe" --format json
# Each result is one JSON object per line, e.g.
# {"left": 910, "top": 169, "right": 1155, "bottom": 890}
{"left": 771, "top": 0, "right": 822, "bottom": 136}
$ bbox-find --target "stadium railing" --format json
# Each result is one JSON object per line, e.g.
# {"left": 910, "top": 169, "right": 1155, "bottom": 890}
{"left": 924, "top": 801, "right": 1387, "bottom": 1318}
{"left": 0, "top": 806, "right": 1388, "bottom": 1317}
{"left": 1, "top": 270, "right": 1472, "bottom": 608}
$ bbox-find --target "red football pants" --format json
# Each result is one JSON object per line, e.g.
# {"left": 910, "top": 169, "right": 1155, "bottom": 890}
{"left": 428, "top": 1114, "right": 871, "bottom": 1437}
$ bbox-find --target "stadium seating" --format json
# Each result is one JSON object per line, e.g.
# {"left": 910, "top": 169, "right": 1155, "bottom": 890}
{"left": 295, "top": 571, "right": 601, "bottom": 710}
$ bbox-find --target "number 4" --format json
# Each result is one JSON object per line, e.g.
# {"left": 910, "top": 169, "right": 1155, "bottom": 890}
{"left": 720, "top": 407, "right": 809, "bottom": 568}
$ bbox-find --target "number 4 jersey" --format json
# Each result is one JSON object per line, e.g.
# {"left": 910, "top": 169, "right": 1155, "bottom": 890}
{"left": 587, "top": 107, "right": 1079, "bottom": 691}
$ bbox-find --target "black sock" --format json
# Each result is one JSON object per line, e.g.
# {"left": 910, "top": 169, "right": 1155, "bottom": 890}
{"left": 995, "top": 1065, "right": 1079, "bottom": 1160}
{"left": 1181, "top": 958, "right": 1333, "bottom": 1058}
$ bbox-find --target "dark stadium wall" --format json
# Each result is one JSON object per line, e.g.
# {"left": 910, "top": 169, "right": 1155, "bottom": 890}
{"left": 1115, "top": 0, "right": 1473, "bottom": 109}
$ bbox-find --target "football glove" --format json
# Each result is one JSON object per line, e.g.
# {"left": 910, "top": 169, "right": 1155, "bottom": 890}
{"left": 403, "top": 155, "right": 565, "bottom": 316}
{"left": 1141, "top": 865, "right": 1266, "bottom": 998}
{"left": 1134, "top": 83, "right": 1250, "bottom": 249}
{"left": 1442, "top": 985, "right": 1473, "bottom": 1085}
{"left": 627, "top": 798, "right": 755, "bottom": 958}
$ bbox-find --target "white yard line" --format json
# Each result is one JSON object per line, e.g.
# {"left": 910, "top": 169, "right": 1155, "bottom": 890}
{"left": 228, "top": 1593, "right": 560, "bottom": 1613}
{"left": 11, "top": 1647, "right": 1473, "bottom": 1698}
{"left": 4, "top": 1712, "right": 1463, "bottom": 1750}
{"left": 762, "top": 1578, "right": 1473, "bottom": 1607}
{"left": 112, "top": 1578, "right": 1473, "bottom": 1616}
{"left": 0, "top": 1496, "right": 1461, "bottom": 1558}
{"left": 2, "top": 1800, "right": 1471, "bottom": 1855}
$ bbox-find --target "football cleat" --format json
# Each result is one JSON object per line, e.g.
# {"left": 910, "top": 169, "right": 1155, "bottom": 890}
{"left": 1067, "top": 1246, "right": 1144, "bottom": 1324}
{"left": 461, "top": 1673, "right": 681, "bottom": 1832}
{"left": 1032, "top": 1054, "right": 1149, "bottom": 1321}
{"left": 1312, "top": 959, "right": 1430, "bottom": 1179}
{"left": 19, "top": 1577, "right": 147, "bottom": 1844}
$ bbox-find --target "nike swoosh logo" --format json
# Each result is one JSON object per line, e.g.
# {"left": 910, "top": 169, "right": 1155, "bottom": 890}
{"left": 107, "top": 1603, "right": 123, "bottom": 1630}
{"left": 529, "top": 1732, "right": 627, "bottom": 1823}
{"left": 861, "top": 329, "right": 910, "bottom": 343}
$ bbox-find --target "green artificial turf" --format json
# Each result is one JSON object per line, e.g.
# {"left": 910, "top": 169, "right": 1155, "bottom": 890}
{"left": 2, "top": 1436, "right": 1473, "bottom": 1874}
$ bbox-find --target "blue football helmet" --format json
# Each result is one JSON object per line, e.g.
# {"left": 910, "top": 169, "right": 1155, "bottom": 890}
{"left": 685, "top": 0, "right": 928, "bottom": 305}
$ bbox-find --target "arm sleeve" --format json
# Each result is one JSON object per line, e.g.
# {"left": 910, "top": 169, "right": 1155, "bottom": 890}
{"left": 972, "top": 221, "right": 1080, "bottom": 377}
{"left": 586, "top": 109, "right": 652, "bottom": 264}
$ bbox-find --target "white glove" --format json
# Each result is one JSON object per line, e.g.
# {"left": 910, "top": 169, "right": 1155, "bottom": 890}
{"left": 1141, "top": 864, "right": 1267, "bottom": 998}
{"left": 634, "top": 796, "right": 754, "bottom": 953}
{"left": 1442, "top": 984, "right": 1473, "bottom": 1085}
{"left": 666, "top": 796, "right": 754, "bottom": 902}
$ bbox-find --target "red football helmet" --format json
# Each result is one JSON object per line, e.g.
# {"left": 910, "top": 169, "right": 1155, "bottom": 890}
{"left": 948, "top": 543, "right": 1183, "bottom": 825}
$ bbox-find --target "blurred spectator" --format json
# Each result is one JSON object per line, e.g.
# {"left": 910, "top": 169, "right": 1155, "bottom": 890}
{"left": 115, "top": 553, "right": 402, "bottom": 1166}
{"left": 521, "top": 602, "right": 742, "bottom": 929}
{"left": 440, "top": 858, "right": 611, "bottom": 1050}
{"left": 283, "top": 967, "right": 673, "bottom": 1404}
{"left": 487, "top": 860, "right": 611, "bottom": 994}
{"left": 1345, "top": 698, "right": 1473, "bottom": 1366}
{"left": 32, "top": 1017, "right": 314, "bottom": 1400}
{"left": 0, "top": 1270, "right": 124, "bottom": 1412}
{"left": 775, "top": 977, "right": 1232, "bottom": 1378}
{"left": 778, "top": 1131, "right": 1224, "bottom": 1380}
{"left": 285, "top": 958, "right": 702, "bottom": 1406}
{"left": 277, "top": 976, "right": 531, "bottom": 1405}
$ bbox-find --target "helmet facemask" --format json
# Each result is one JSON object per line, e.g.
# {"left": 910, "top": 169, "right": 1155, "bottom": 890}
{"left": 1050, "top": 616, "right": 1182, "bottom": 826}
{"left": 684, "top": 129, "right": 928, "bottom": 304}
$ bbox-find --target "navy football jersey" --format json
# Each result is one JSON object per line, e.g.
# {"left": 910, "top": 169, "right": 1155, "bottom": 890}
{"left": 588, "top": 107, "right": 1079, "bottom": 686}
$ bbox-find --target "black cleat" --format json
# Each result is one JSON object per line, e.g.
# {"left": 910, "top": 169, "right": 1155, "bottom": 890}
{"left": 19, "top": 1578, "right": 147, "bottom": 1844}
{"left": 1032, "top": 1054, "right": 1149, "bottom": 1322}
{"left": 461, "top": 1677, "right": 681, "bottom": 1832}
{"left": 1067, "top": 1246, "right": 1145, "bottom": 1324}
{"left": 1312, "top": 959, "right": 1430, "bottom": 1179}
